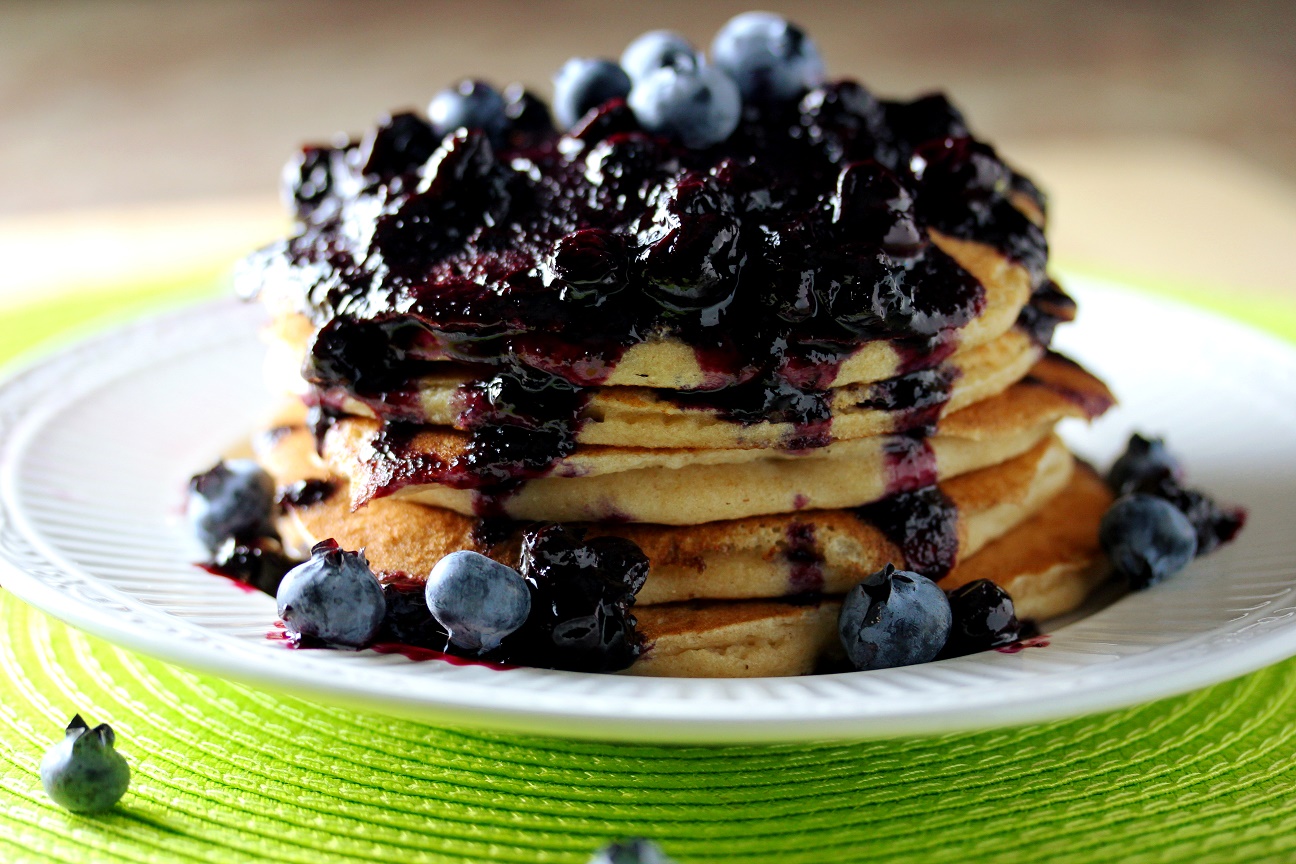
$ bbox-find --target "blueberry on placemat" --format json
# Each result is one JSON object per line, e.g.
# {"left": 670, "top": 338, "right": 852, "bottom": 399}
{"left": 1100, "top": 494, "right": 1198, "bottom": 590}
{"left": 40, "top": 715, "right": 130, "bottom": 814}
{"left": 276, "top": 539, "right": 387, "bottom": 648}
{"left": 839, "top": 563, "right": 952, "bottom": 670}
{"left": 589, "top": 838, "right": 678, "bottom": 864}
{"left": 425, "top": 550, "right": 531, "bottom": 653}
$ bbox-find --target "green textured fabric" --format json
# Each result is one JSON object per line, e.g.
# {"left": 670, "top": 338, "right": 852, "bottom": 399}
{"left": 3, "top": 275, "right": 1296, "bottom": 863}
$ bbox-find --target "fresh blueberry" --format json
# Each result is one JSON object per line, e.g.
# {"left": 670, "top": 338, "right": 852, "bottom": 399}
{"left": 425, "top": 550, "right": 531, "bottom": 653}
{"left": 620, "top": 30, "right": 701, "bottom": 83}
{"left": 628, "top": 65, "right": 742, "bottom": 149}
{"left": 276, "top": 539, "right": 387, "bottom": 647}
{"left": 187, "top": 459, "right": 275, "bottom": 553}
{"left": 589, "top": 839, "right": 677, "bottom": 864}
{"left": 709, "top": 12, "right": 825, "bottom": 103}
{"left": 943, "top": 579, "right": 1022, "bottom": 656}
{"left": 553, "top": 58, "right": 633, "bottom": 129}
{"left": 838, "top": 563, "right": 952, "bottom": 670}
{"left": 428, "top": 80, "right": 508, "bottom": 141}
{"left": 1107, "top": 433, "right": 1182, "bottom": 495}
{"left": 1100, "top": 494, "right": 1198, "bottom": 590}
{"left": 40, "top": 715, "right": 130, "bottom": 814}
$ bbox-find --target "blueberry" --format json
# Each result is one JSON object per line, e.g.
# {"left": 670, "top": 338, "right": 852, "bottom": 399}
{"left": 502, "top": 84, "right": 554, "bottom": 136}
{"left": 838, "top": 563, "right": 952, "bottom": 670}
{"left": 589, "top": 839, "right": 677, "bottom": 864}
{"left": 543, "top": 228, "right": 629, "bottom": 304}
{"left": 276, "top": 539, "right": 387, "bottom": 647}
{"left": 553, "top": 58, "right": 633, "bottom": 129}
{"left": 944, "top": 579, "right": 1022, "bottom": 656}
{"left": 709, "top": 12, "right": 825, "bottom": 103}
{"left": 187, "top": 460, "right": 275, "bottom": 553}
{"left": 1125, "top": 472, "right": 1245, "bottom": 558}
{"left": 1107, "top": 433, "right": 1182, "bottom": 495}
{"left": 628, "top": 66, "right": 741, "bottom": 149}
{"left": 516, "top": 524, "right": 649, "bottom": 672}
{"left": 620, "top": 30, "right": 701, "bottom": 83}
{"left": 1100, "top": 494, "right": 1198, "bottom": 590}
{"left": 428, "top": 80, "right": 507, "bottom": 141}
{"left": 40, "top": 715, "right": 130, "bottom": 814}
{"left": 425, "top": 551, "right": 531, "bottom": 653}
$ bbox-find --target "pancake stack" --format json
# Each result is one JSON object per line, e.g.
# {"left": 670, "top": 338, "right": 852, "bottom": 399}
{"left": 240, "top": 80, "right": 1116, "bottom": 677}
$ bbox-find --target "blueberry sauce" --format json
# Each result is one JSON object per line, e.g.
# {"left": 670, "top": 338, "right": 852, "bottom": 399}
{"left": 277, "top": 479, "right": 337, "bottom": 508}
{"left": 1017, "top": 278, "right": 1075, "bottom": 347}
{"left": 199, "top": 538, "right": 296, "bottom": 595}
{"left": 854, "top": 485, "right": 960, "bottom": 581}
{"left": 241, "top": 83, "right": 1050, "bottom": 508}
{"left": 784, "top": 522, "right": 825, "bottom": 592}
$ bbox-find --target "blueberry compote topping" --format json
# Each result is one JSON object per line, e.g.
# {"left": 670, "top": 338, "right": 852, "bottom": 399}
{"left": 854, "top": 485, "right": 960, "bottom": 581}
{"left": 241, "top": 73, "right": 1051, "bottom": 507}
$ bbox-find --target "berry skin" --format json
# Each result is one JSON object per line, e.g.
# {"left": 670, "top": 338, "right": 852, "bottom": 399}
{"left": 620, "top": 31, "right": 701, "bottom": 83}
{"left": 40, "top": 715, "right": 130, "bottom": 814}
{"left": 709, "top": 12, "right": 825, "bottom": 103}
{"left": 1100, "top": 494, "right": 1198, "bottom": 590}
{"left": 425, "top": 551, "right": 532, "bottom": 653}
{"left": 553, "top": 58, "right": 633, "bottom": 129}
{"left": 1107, "top": 433, "right": 1182, "bottom": 495}
{"left": 628, "top": 65, "right": 742, "bottom": 149}
{"left": 588, "top": 839, "right": 678, "bottom": 864}
{"left": 838, "top": 563, "right": 952, "bottom": 670}
{"left": 427, "top": 80, "right": 508, "bottom": 141}
{"left": 187, "top": 459, "right": 275, "bottom": 553}
{"left": 944, "top": 579, "right": 1022, "bottom": 656}
{"left": 276, "top": 540, "right": 387, "bottom": 648}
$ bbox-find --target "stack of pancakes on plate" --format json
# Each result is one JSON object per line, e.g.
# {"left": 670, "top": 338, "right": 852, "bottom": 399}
{"left": 241, "top": 88, "right": 1115, "bottom": 677}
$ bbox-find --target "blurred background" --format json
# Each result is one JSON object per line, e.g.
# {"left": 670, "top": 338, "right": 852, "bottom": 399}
{"left": 1, "top": 0, "right": 1294, "bottom": 301}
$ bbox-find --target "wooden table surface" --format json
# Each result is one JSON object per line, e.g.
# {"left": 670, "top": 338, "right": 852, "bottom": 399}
{"left": 1, "top": 0, "right": 1293, "bottom": 302}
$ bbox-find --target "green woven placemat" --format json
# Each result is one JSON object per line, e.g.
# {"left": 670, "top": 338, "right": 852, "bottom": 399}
{"left": 3, "top": 276, "right": 1296, "bottom": 864}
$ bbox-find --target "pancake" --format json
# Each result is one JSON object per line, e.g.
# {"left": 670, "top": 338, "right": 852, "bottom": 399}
{"left": 320, "top": 353, "right": 1112, "bottom": 523}
{"left": 259, "top": 231, "right": 1033, "bottom": 393}
{"left": 626, "top": 466, "right": 1113, "bottom": 678}
{"left": 267, "top": 325, "right": 1044, "bottom": 451}
{"left": 261, "top": 427, "right": 1074, "bottom": 604}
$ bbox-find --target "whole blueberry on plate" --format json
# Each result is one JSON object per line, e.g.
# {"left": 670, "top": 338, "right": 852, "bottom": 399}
{"left": 620, "top": 30, "right": 701, "bottom": 82}
{"left": 187, "top": 459, "right": 275, "bottom": 553}
{"left": 710, "top": 11, "right": 825, "bottom": 103}
{"left": 428, "top": 79, "right": 508, "bottom": 140}
{"left": 944, "top": 579, "right": 1022, "bottom": 656}
{"left": 1100, "top": 494, "right": 1198, "bottom": 589}
{"left": 426, "top": 550, "right": 531, "bottom": 653}
{"left": 41, "top": 715, "right": 130, "bottom": 814}
{"left": 839, "top": 563, "right": 952, "bottom": 670}
{"left": 588, "top": 839, "right": 677, "bottom": 864}
{"left": 1107, "top": 433, "right": 1181, "bottom": 494}
{"left": 276, "top": 539, "right": 386, "bottom": 647}
{"left": 628, "top": 65, "right": 742, "bottom": 149}
{"left": 553, "top": 58, "right": 633, "bottom": 129}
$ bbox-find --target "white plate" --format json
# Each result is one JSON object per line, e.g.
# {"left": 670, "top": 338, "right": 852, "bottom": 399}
{"left": 0, "top": 276, "right": 1292, "bottom": 743}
